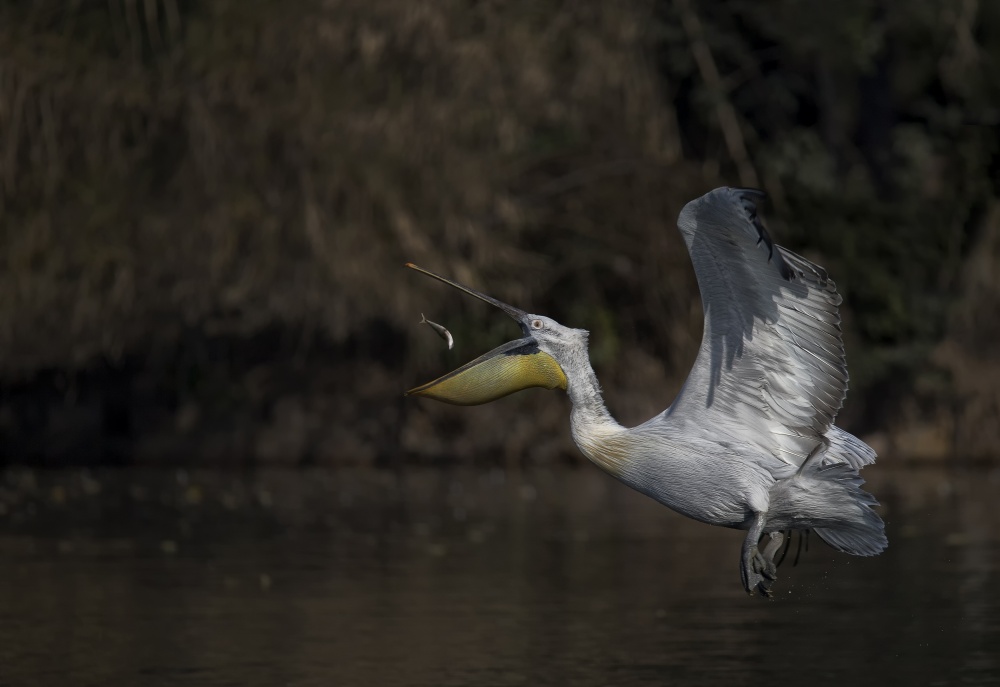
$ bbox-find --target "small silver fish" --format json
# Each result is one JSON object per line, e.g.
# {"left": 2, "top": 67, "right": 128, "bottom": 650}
{"left": 420, "top": 313, "right": 454, "bottom": 350}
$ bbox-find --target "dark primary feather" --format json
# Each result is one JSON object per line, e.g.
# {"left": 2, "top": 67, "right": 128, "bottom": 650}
{"left": 731, "top": 188, "right": 793, "bottom": 280}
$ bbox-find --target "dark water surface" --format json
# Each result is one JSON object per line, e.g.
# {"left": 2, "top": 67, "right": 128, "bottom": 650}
{"left": 1, "top": 466, "right": 998, "bottom": 686}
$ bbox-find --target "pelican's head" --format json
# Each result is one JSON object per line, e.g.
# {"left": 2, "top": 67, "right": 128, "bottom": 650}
{"left": 405, "top": 263, "right": 584, "bottom": 405}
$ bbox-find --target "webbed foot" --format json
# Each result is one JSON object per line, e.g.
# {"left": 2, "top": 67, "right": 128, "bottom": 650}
{"left": 762, "top": 531, "right": 784, "bottom": 566}
{"left": 741, "top": 531, "right": 783, "bottom": 598}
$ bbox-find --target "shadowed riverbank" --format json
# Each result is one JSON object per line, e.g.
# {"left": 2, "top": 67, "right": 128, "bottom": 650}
{"left": 2, "top": 1, "right": 999, "bottom": 467}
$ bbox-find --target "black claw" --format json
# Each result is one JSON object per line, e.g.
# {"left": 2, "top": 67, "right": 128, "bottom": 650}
{"left": 793, "top": 529, "right": 811, "bottom": 567}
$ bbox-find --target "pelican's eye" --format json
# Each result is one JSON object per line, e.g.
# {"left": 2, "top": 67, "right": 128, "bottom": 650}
{"left": 531, "top": 319, "right": 544, "bottom": 330}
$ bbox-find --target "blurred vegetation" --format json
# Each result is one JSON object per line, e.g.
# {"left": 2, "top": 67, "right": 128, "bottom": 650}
{"left": 0, "top": 0, "right": 997, "bottom": 466}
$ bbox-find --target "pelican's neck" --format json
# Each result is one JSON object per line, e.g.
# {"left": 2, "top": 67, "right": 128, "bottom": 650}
{"left": 563, "top": 351, "right": 628, "bottom": 475}
{"left": 567, "top": 360, "right": 618, "bottom": 428}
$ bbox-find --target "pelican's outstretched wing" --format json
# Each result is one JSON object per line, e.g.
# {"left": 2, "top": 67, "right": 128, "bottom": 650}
{"left": 655, "top": 187, "right": 849, "bottom": 468}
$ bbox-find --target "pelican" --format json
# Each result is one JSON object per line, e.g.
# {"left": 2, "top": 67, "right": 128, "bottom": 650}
{"left": 405, "top": 187, "right": 886, "bottom": 597}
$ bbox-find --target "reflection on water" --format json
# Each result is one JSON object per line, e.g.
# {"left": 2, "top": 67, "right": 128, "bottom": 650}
{"left": 1, "top": 467, "right": 998, "bottom": 686}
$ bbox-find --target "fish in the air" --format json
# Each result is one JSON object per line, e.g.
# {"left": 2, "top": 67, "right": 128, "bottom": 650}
{"left": 420, "top": 313, "right": 454, "bottom": 350}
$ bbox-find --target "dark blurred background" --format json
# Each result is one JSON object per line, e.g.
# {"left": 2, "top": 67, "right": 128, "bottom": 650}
{"left": 3, "top": 5, "right": 1000, "bottom": 685}
{"left": 1, "top": 0, "right": 998, "bottom": 469}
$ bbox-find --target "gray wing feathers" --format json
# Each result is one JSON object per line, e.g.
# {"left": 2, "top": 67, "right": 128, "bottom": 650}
{"left": 661, "top": 187, "right": 854, "bottom": 468}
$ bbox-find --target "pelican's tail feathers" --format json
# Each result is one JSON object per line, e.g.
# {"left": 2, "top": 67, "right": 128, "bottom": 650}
{"left": 821, "top": 426, "right": 877, "bottom": 470}
{"left": 772, "top": 460, "right": 887, "bottom": 557}
{"left": 809, "top": 462, "right": 887, "bottom": 556}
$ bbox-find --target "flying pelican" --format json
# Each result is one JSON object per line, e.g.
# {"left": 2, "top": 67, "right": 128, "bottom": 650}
{"left": 405, "top": 187, "right": 886, "bottom": 597}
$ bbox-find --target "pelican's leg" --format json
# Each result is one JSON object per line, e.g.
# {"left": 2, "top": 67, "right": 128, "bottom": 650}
{"left": 740, "top": 512, "right": 780, "bottom": 598}
{"left": 762, "top": 531, "right": 784, "bottom": 561}
{"left": 775, "top": 530, "right": 793, "bottom": 567}
{"left": 756, "top": 531, "right": 784, "bottom": 596}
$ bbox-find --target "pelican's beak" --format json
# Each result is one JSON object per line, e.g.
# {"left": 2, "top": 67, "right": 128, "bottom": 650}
{"left": 405, "top": 263, "right": 568, "bottom": 405}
